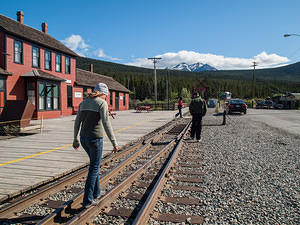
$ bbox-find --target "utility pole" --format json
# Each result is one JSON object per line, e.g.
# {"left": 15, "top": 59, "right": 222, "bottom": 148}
{"left": 166, "top": 69, "right": 170, "bottom": 110}
{"left": 148, "top": 57, "right": 162, "bottom": 106}
{"left": 251, "top": 61, "right": 258, "bottom": 108}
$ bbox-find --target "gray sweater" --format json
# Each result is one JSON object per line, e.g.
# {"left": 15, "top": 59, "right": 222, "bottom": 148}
{"left": 74, "top": 97, "right": 117, "bottom": 147}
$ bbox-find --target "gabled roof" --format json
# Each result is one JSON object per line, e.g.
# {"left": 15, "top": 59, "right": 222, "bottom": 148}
{"left": 75, "top": 68, "right": 130, "bottom": 93}
{"left": 21, "top": 69, "right": 66, "bottom": 82}
{"left": 0, "top": 67, "right": 12, "bottom": 75}
{"left": 0, "top": 14, "right": 78, "bottom": 57}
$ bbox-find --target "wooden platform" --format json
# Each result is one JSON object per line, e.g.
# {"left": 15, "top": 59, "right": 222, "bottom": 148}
{"left": 0, "top": 109, "right": 188, "bottom": 202}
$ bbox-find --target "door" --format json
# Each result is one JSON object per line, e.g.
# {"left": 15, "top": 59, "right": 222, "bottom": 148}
{"left": 115, "top": 91, "right": 119, "bottom": 111}
{"left": 67, "top": 85, "right": 73, "bottom": 108}
{"left": 0, "top": 77, "right": 5, "bottom": 113}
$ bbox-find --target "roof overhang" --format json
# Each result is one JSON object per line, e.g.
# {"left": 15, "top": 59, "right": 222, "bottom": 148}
{"left": 0, "top": 68, "right": 13, "bottom": 76}
{"left": 21, "top": 69, "right": 66, "bottom": 82}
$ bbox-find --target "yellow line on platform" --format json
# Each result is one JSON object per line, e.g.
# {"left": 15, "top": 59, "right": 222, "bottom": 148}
{"left": 0, "top": 117, "right": 161, "bottom": 167}
{"left": 0, "top": 144, "right": 72, "bottom": 167}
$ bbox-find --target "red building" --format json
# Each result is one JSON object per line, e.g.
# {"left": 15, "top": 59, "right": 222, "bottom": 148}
{"left": 75, "top": 67, "right": 130, "bottom": 112}
{"left": 0, "top": 11, "right": 129, "bottom": 119}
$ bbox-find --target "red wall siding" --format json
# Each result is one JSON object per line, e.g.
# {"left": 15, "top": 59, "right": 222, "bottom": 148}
{"left": 73, "top": 86, "right": 83, "bottom": 113}
{"left": 36, "top": 110, "right": 61, "bottom": 119}
{"left": 118, "top": 92, "right": 128, "bottom": 111}
{"left": 5, "top": 35, "right": 27, "bottom": 100}
{"left": 5, "top": 34, "right": 77, "bottom": 119}
{"left": 0, "top": 32, "right": 5, "bottom": 69}
{"left": 3, "top": 33, "right": 129, "bottom": 119}
{"left": 71, "top": 89, "right": 129, "bottom": 112}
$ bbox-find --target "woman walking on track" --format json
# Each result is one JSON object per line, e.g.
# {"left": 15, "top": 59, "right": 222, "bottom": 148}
{"left": 175, "top": 97, "right": 183, "bottom": 118}
{"left": 73, "top": 83, "right": 118, "bottom": 208}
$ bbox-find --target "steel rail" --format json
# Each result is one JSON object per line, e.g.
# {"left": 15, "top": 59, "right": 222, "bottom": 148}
{"left": 0, "top": 120, "right": 174, "bottom": 220}
{"left": 65, "top": 140, "right": 176, "bottom": 225}
{"left": 40, "top": 140, "right": 154, "bottom": 222}
{"left": 132, "top": 121, "right": 191, "bottom": 225}
{"left": 64, "top": 124, "right": 189, "bottom": 225}
{"left": 0, "top": 141, "right": 143, "bottom": 219}
{"left": 37, "top": 124, "right": 174, "bottom": 225}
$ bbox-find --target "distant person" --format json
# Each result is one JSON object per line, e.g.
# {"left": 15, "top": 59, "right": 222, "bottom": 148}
{"left": 73, "top": 83, "right": 119, "bottom": 208}
{"left": 175, "top": 97, "right": 183, "bottom": 118}
{"left": 189, "top": 92, "right": 207, "bottom": 142}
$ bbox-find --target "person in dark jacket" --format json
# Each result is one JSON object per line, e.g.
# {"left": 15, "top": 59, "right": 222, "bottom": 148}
{"left": 175, "top": 97, "right": 183, "bottom": 118}
{"left": 73, "top": 83, "right": 118, "bottom": 208}
{"left": 189, "top": 92, "right": 207, "bottom": 142}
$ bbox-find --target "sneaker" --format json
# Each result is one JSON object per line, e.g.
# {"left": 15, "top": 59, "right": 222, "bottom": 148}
{"left": 83, "top": 196, "right": 102, "bottom": 209}
{"left": 184, "top": 137, "right": 194, "bottom": 141}
{"left": 196, "top": 138, "right": 201, "bottom": 142}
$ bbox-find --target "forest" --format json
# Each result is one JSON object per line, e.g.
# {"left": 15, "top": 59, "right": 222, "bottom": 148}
{"left": 77, "top": 57, "right": 300, "bottom": 102}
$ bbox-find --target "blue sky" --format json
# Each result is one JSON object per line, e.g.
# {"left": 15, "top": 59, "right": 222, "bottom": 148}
{"left": 1, "top": 0, "right": 300, "bottom": 69}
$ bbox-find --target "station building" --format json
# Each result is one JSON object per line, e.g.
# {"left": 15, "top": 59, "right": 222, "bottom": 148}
{"left": 0, "top": 11, "right": 129, "bottom": 119}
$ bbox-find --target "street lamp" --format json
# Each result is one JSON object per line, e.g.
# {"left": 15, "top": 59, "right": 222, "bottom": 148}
{"left": 283, "top": 33, "right": 300, "bottom": 37}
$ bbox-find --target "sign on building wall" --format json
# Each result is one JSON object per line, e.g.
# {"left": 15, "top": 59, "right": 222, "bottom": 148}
{"left": 120, "top": 96, "right": 123, "bottom": 100}
{"left": 74, "top": 92, "right": 82, "bottom": 98}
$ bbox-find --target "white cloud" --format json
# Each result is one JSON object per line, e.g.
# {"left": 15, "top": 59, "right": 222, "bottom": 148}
{"left": 94, "top": 48, "right": 121, "bottom": 61}
{"left": 61, "top": 35, "right": 89, "bottom": 57}
{"left": 127, "top": 50, "right": 289, "bottom": 70}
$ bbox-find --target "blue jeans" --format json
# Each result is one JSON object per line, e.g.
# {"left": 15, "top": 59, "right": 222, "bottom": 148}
{"left": 175, "top": 106, "right": 182, "bottom": 118}
{"left": 80, "top": 137, "right": 103, "bottom": 206}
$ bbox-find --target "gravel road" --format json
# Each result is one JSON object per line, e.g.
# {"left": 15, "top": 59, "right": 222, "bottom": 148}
{"left": 198, "top": 111, "right": 299, "bottom": 224}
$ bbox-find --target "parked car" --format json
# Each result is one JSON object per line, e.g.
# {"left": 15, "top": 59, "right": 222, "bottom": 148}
{"left": 256, "top": 100, "right": 274, "bottom": 109}
{"left": 208, "top": 98, "right": 217, "bottom": 108}
{"left": 225, "top": 99, "right": 247, "bottom": 114}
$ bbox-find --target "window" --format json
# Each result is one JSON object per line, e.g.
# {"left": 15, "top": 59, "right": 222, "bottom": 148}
{"left": 109, "top": 91, "right": 113, "bottom": 105}
{"left": 46, "top": 85, "right": 53, "bottom": 109}
{"left": 32, "top": 46, "right": 40, "bottom": 68}
{"left": 27, "top": 82, "right": 36, "bottom": 106}
{"left": 44, "top": 50, "right": 52, "bottom": 70}
{"left": 65, "top": 56, "right": 71, "bottom": 74}
{"left": 14, "top": 40, "right": 23, "bottom": 64}
{"left": 55, "top": 54, "right": 62, "bottom": 72}
{"left": 0, "top": 79, "right": 4, "bottom": 90}
{"left": 38, "top": 81, "right": 60, "bottom": 110}
{"left": 67, "top": 85, "right": 72, "bottom": 108}
{"left": 0, "top": 78, "right": 5, "bottom": 110}
{"left": 53, "top": 85, "right": 59, "bottom": 109}
{"left": 123, "top": 93, "right": 126, "bottom": 106}
{"left": 39, "top": 83, "right": 45, "bottom": 110}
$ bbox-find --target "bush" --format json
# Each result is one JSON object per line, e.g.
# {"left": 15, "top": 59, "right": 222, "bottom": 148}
{"left": 0, "top": 124, "right": 19, "bottom": 136}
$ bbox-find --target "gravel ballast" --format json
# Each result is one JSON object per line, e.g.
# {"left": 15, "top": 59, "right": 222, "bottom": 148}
{"left": 199, "top": 112, "right": 299, "bottom": 224}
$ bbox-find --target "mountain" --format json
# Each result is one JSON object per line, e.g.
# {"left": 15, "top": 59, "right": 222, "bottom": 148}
{"left": 172, "top": 62, "right": 191, "bottom": 71}
{"left": 168, "top": 62, "right": 217, "bottom": 72}
{"left": 76, "top": 57, "right": 300, "bottom": 82}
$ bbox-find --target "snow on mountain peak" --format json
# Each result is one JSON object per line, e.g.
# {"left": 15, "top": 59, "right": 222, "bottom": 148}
{"left": 167, "top": 62, "right": 217, "bottom": 72}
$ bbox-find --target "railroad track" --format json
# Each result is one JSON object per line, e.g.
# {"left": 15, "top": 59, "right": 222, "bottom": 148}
{"left": 62, "top": 118, "right": 204, "bottom": 225}
{"left": 0, "top": 119, "right": 193, "bottom": 224}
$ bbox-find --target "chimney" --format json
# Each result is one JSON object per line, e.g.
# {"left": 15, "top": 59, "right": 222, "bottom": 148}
{"left": 90, "top": 64, "right": 93, "bottom": 73}
{"left": 17, "top": 11, "right": 24, "bottom": 24}
{"left": 42, "top": 22, "right": 48, "bottom": 34}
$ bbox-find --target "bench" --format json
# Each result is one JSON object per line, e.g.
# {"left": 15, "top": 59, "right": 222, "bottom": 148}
{"left": 136, "top": 106, "right": 153, "bottom": 113}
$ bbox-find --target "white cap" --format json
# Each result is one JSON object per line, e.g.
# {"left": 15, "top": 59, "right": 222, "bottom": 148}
{"left": 94, "top": 83, "right": 109, "bottom": 95}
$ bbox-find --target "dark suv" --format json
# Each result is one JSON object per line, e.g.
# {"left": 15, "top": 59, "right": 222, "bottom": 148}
{"left": 226, "top": 99, "right": 247, "bottom": 114}
{"left": 256, "top": 100, "right": 274, "bottom": 109}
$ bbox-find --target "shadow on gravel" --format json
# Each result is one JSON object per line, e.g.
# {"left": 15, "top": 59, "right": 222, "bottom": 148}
{"left": 213, "top": 113, "right": 224, "bottom": 116}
